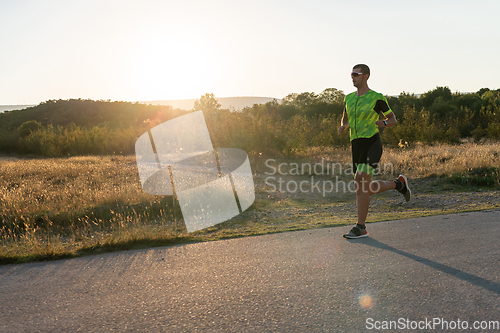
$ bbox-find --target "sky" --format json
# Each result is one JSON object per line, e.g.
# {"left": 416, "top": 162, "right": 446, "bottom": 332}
{"left": 1, "top": 0, "right": 499, "bottom": 105}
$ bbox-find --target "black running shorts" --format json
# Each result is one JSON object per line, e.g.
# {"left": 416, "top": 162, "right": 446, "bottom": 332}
{"left": 351, "top": 133, "right": 382, "bottom": 177}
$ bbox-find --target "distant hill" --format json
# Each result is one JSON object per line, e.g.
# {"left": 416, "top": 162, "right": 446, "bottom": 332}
{"left": 142, "top": 96, "right": 281, "bottom": 111}
{"left": 0, "top": 99, "right": 180, "bottom": 131}
{"left": 0, "top": 105, "right": 36, "bottom": 113}
{"left": 0, "top": 97, "right": 281, "bottom": 131}
{"left": 0, "top": 97, "right": 280, "bottom": 115}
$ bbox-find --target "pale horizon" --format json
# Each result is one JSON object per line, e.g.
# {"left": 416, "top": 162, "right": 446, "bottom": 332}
{"left": 1, "top": 0, "right": 499, "bottom": 105}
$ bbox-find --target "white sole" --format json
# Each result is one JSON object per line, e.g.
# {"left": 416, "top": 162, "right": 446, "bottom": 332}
{"left": 343, "top": 233, "right": 369, "bottom": 239}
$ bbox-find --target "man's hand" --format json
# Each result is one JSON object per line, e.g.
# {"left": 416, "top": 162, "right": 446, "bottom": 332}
{"left": 338, "top": 125, "right": 347, "bottom": 135}
{"left": 376, "top": 112, "right": 396, "bottom": 128}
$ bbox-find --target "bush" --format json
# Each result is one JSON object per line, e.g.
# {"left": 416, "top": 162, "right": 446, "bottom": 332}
{"left": 487, "top": 122, "right": 500, "bottom": 139}
{"left": 17, "top": 124, "right": 143, "bottom": 157}
{"left": 447, "top": 167, "right": 500, "bottom": 188}
{"left": 18, "top": 120, "right": 42, "bottom": 138}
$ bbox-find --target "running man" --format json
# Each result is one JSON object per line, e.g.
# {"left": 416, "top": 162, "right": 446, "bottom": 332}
{"left": 338, "top": 64, "right": 411, "bottom": 239}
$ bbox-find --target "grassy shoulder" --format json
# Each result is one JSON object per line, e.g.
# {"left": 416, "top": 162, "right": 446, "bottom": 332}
{"left": 1, "top": 143, "right": 499, "bottom": 265}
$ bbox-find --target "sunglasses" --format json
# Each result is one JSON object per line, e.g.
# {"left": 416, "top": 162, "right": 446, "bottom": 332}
{"left": 351, "top": 71, "right": 365, "bottom": 77}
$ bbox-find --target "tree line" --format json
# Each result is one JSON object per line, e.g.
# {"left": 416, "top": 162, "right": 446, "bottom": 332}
{"left": 0, "top": 87, "right": 499, "bottom": 158}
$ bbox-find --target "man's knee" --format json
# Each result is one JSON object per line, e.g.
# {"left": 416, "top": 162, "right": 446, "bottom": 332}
{"left": 355, "top": 171, "right": 372, "bottom": 194}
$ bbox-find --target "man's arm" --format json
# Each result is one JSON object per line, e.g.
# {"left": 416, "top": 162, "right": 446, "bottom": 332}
{"left": 338, "top": 110, "right": 349, "bottom": 135}
{"left": 375, "top": 111, "right": 397, "bottom": 128}
{"left": 374, "top": 98, "right": 397, "bottom": 128}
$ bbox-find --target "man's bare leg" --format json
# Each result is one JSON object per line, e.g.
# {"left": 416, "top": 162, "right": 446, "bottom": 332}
{"left": 344, "top": 173, "right": 410, "bottom": 239}
{"left": 355, "top": 172, "right": 371, "bottom": 226}
{"left": 368, "top": 179, "right": 397, "bottom": 195}
{"left": 355, "top": 172, "right": 397, "bottom": 225}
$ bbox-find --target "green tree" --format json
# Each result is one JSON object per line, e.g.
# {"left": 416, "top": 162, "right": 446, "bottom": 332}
{"left": 294, "top": 92, "right": 318, "bottom": 108}
{"left": 477, "top": 88, "right": 490, "bottom": 96}
{"left": 18, "top": 120, "right": 42, "bottom": 138}
{"left": 281, "top": 92, "right": 318, "bottom": 108}
{"left": 319, "top": 88, "right": 345, "bottom": 105}
{"left": 281, "top": 93, "right": 299, "bottom": 106}
{"left": 194, "top": 93, "right": 221, "bottom": 113}
{"left": 420, "top": 86, "right": 452, "bottom": 108}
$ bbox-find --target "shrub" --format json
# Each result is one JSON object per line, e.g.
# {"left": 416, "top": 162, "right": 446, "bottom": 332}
{"left": 17, "top": 120, "right": 42, "bottom": 138}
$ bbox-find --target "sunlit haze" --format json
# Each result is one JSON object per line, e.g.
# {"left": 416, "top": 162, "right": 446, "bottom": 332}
{"left": 1, "top": 0, "right": 499, "bottom": 105}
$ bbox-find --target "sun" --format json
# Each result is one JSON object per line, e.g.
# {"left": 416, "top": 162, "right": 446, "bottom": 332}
{"left": 126, "top": 28, "right": 219, "bottom": 101}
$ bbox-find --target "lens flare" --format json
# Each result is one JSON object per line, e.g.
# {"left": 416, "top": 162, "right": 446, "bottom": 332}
{"left": 359, "top": 293, "right": 373, "bottom": 309}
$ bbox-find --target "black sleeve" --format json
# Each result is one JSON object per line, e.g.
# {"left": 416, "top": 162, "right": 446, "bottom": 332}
{"left": 373, "top": 99, "right": 390, "bottom": 114}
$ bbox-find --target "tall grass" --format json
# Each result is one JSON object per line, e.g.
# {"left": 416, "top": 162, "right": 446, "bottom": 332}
{"left": 301, "top": 141, "right": 500, "bottom": 179}
{"left": 0, "top": 156, "right": 184, "bottom": 262}
{"left": 1, "top": 142, "right": 499, "bottom": 263}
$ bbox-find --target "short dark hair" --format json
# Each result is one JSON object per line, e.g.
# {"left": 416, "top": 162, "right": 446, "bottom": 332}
{"left": 353, "top": 64, "right": 370, "bottom": 75}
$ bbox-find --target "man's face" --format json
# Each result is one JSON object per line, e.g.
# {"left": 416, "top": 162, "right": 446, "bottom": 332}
{"left": 351, "top": 68, "right": 368, "bottom": 88}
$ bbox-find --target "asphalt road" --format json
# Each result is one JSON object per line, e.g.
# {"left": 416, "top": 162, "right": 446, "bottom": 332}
{"left": 1, "top": 210, "right": 499, "bottom": 332}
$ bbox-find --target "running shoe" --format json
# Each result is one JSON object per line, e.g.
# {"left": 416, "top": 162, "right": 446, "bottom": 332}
{"left": 343, "top": 225, "right": 369, "bottom": 239}
{"left": 396, "top": 174, "right": 411, "bottom": 202}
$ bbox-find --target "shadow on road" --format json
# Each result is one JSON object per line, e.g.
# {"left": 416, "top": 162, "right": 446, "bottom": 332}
{"left": 352, "top": 237, "right": 500, "bottom": 295}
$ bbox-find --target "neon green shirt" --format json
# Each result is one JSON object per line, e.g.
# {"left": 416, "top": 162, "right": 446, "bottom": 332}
{"left": 344, "top": 90, "right": 393, "bottom": 141}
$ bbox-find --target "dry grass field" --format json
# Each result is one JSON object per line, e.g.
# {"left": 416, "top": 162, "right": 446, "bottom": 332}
{"left": 295, "top": 141, "right": 500, "bottom": 179}
{"left": 1, "top": 142, "right": 499, "bottom": 263}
